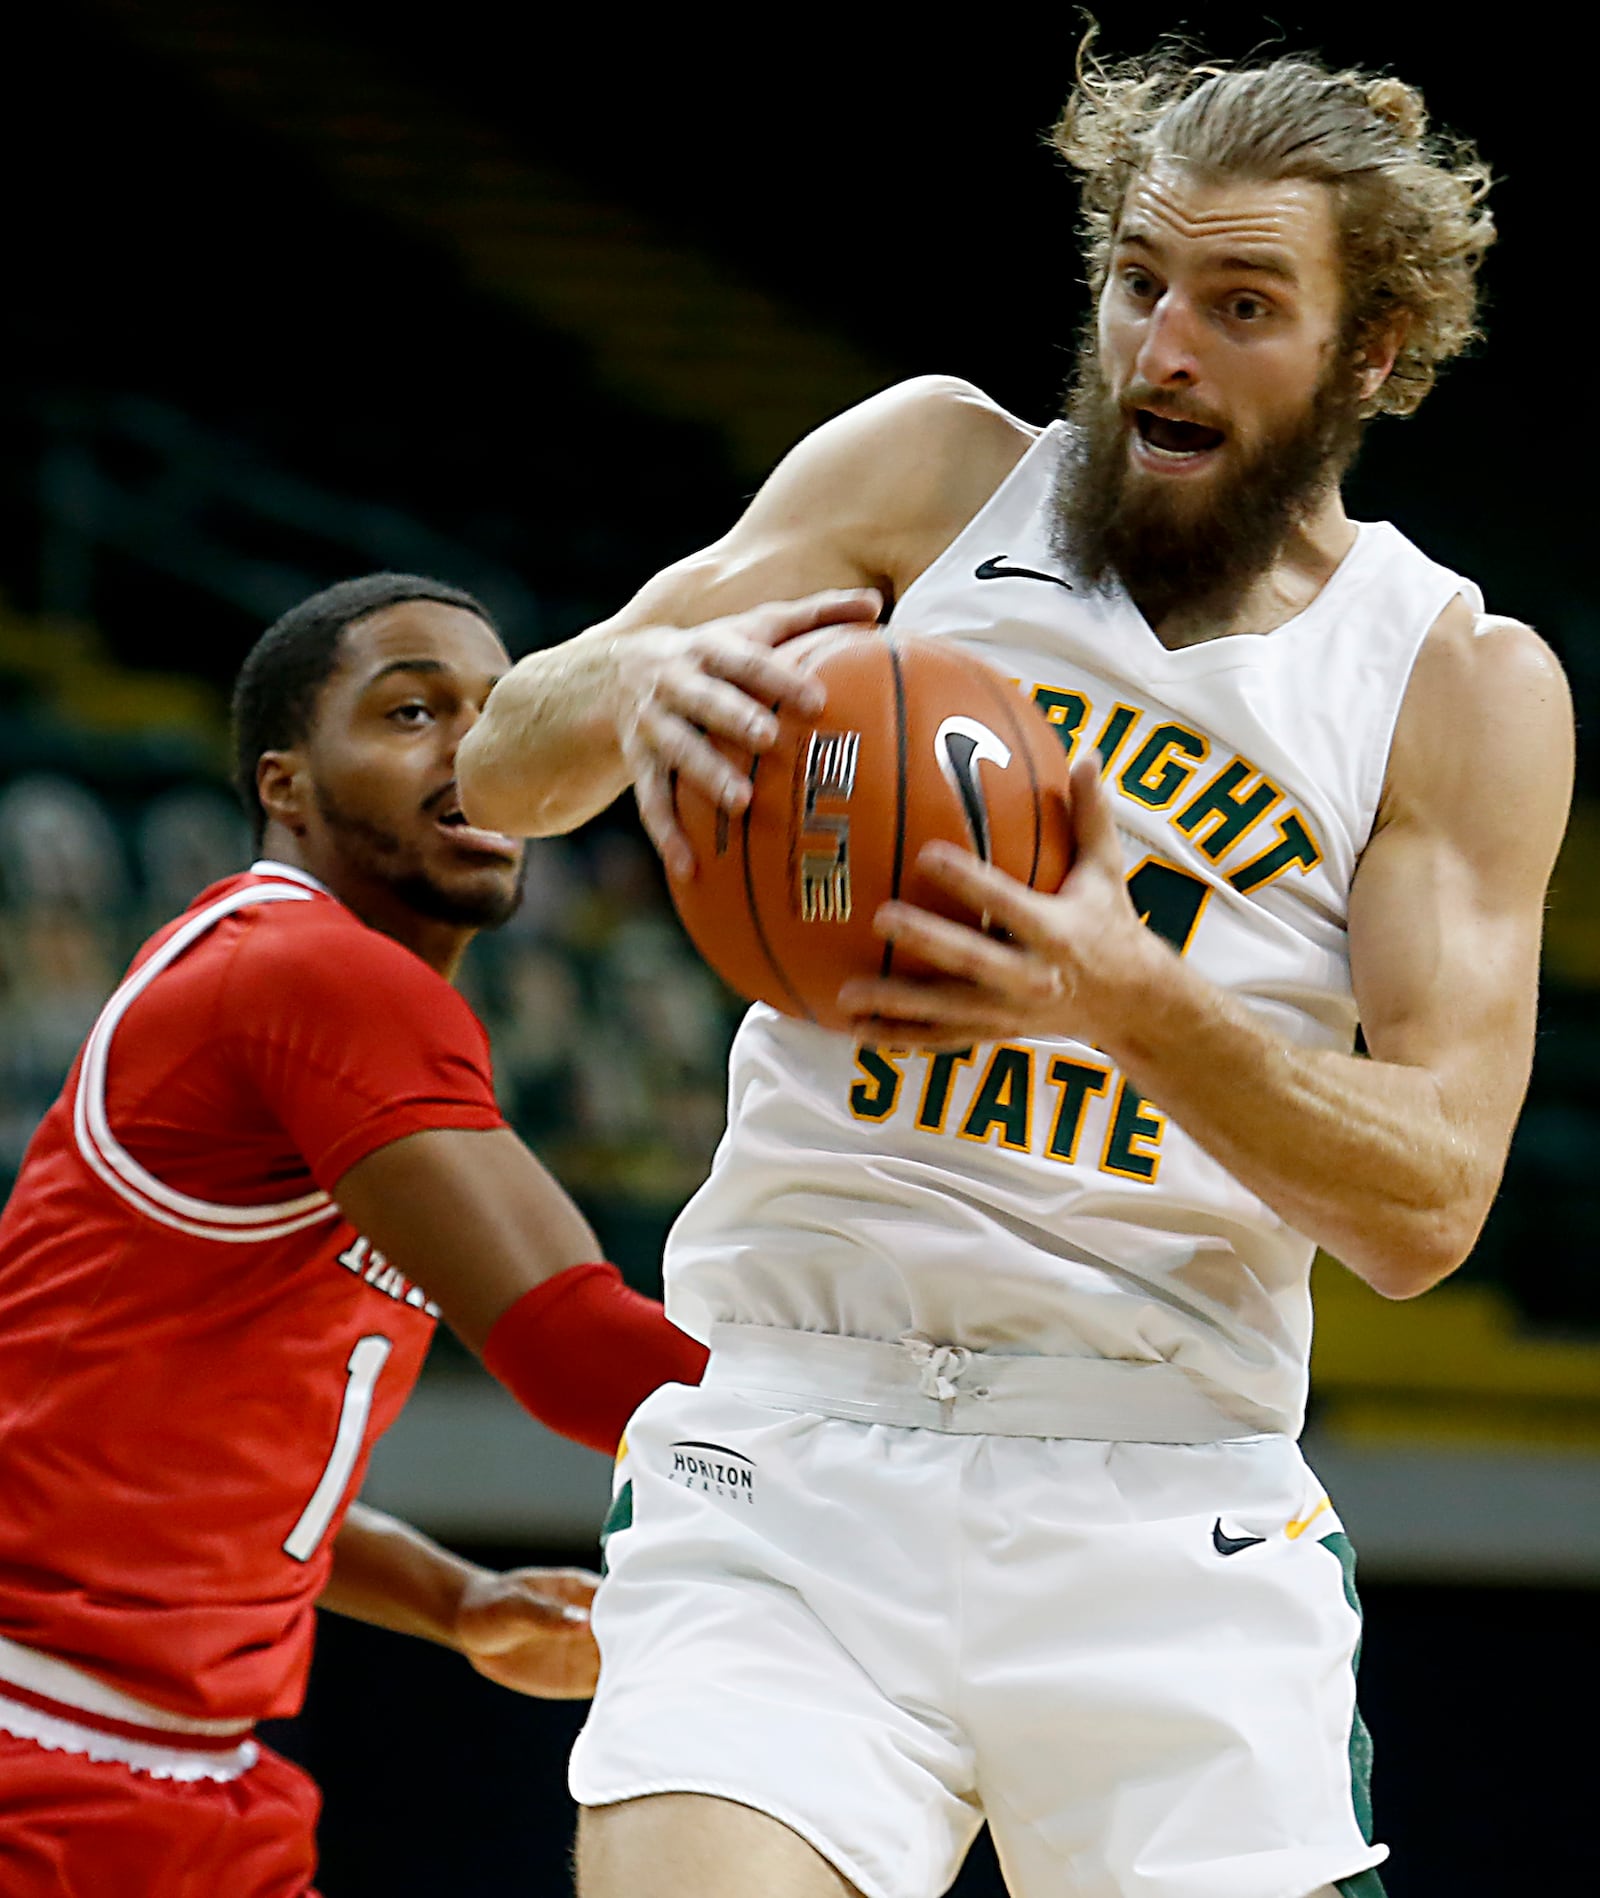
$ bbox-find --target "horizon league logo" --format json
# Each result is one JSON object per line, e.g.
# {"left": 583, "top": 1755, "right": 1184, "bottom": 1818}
{"left": 669, "top": 1439, "right": 756, "bottom": 1504}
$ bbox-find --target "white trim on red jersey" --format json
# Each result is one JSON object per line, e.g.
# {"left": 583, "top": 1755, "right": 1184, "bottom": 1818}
{"left": 0, "top": 1632, "right": 254, "bottom": 1738}
{"left": 71, "top": 874, "right": 343, "bottom": 1243}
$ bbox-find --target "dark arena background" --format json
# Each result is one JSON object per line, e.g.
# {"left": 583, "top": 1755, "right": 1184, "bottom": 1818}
{"left": 3, "top": 3, "right": 1596, "bottom": 1892}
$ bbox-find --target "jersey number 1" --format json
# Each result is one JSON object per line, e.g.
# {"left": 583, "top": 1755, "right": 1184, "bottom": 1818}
{"left": 283, "top": 1333, "right": 393, "bottom": 1563}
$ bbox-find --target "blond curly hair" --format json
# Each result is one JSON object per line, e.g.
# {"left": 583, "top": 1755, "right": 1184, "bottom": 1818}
{"left": 1051, "top": 37, "right": 1495, "bottom": 415}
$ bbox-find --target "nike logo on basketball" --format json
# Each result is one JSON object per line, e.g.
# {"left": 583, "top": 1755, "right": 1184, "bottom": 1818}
{"left": 974, "top": 555, "right": 1073, "bottom": 590}
{"left": 934, "top": 716, "right": 1010, "bottom": 862}
{"left": 1212, "top": 1518, "right": 1267, "bottom": 1556}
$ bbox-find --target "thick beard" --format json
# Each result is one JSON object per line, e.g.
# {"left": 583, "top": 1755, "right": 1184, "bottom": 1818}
{"left": 313, "top": 786, "right": 525, "bottom": 930}
{"left": 1049, "top": 327, "right": 1369, "bottom": 626}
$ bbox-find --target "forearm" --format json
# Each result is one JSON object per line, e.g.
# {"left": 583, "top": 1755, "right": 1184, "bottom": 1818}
{"left": 1103, "top": 951, "right": 1484, "bottom": 1295}
{"left": 457, "top": 623, "right": 629, "bottom": 837}
{"left": 319, "top": 1502, "right": 485, "bottom": 1647}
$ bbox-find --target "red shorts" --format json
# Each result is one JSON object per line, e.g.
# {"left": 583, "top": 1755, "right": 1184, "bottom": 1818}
{"left": 0, "top": 1728, "right": 321, "bottom": 1897}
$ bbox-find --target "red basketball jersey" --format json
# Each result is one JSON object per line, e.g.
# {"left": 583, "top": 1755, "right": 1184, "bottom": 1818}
{"left": 0, "top": 864, "right": 506, "bottom": 1723}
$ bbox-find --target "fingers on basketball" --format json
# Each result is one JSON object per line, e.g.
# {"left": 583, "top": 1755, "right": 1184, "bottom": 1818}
{"left": 666, "top": 632, "right": 1074, "bottom": 1031}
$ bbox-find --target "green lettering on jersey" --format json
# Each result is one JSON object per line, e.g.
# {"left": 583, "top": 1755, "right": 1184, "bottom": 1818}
{"left": 849, "top": 1046, "right": 904, "bottom": 1122}
{"left": 1030, "top": 687, "right": 1089, "bottom": 761}
{"left": 1044, "top": 1057, "right": 1111, "bottom": 1163}
{"left": 1174, "top": 758, "right": 1281, "bottom": 858}
{"left": 1228, "top": 812, "right": 1324, "bottom": 893}
{"left": 1101, "top": 1078, "right": 1166, "bottom": 1182}
{"left": 1125, "top": 857, "right": 1211, "bottom": 955}
{"left": 1119, "top": 723, "right": 1208, "bottom": 810}
{"left": 960, "top": 1046, "right": 1033, "bottom": 1151}
{"left": 916, "top": 1046, "right": 977, "bottom": 1132}
{"left": 1094, "top": 704, "right": 1139, "bottom": 772}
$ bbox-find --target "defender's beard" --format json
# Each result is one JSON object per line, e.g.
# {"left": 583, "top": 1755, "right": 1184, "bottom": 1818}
{"left": 313, "top": 786, "right": 525, "bottom": 929}
{"left": 1049, "top": 327, "right": 1369, "bottom": 626}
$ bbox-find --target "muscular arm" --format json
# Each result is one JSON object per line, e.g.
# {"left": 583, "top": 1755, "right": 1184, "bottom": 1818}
{"left": 332, "top": 1123, "right": 602, "bottom": 1352}
{"left": 330, "top": 1125, "right": 704, "bottom": 1451}
{"left": 844, "top": 606, "right": 1574, "bottom": 1297}
{"left": 455, "top": 377, "right": 1031, "bottom": 860}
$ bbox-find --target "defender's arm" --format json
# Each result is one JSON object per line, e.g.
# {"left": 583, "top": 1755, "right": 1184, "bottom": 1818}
{"left": 842, "top": 606, "right": 1574, "bottom": 1297}
{"left": 455, "top": 377, "right": 1029, "bottom": 866}
{"left": 322, "top": 1503, "right": 599, "bottom": 1700}
{"left": 332, "top": 1125, "right": 706, "bottom": 1449}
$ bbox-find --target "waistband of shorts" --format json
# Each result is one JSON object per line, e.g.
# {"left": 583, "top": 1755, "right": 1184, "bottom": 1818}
{"left": 0, "top": 1632, "right": 256, "bottom": 1747}
{"left": 0, "top": 1686, "right": 262, "bottom": 1781}
{"left": 703, "top": 1324, "right": 1270, "bottom": 1442}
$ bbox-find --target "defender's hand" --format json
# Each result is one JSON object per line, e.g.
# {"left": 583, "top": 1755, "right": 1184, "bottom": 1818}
{"left": 839, "top": 755, "right": 1169, "bottom": 1049}
{"left": 618, "top": 589, "right": 881, "bottom": 876}
{"left": 455, "top": 1564, "right": 601, "bottom": 1700}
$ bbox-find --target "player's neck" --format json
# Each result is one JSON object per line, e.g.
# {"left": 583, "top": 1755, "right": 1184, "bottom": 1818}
{"left": 1140, "top": 489, "right": 1359, "bottom": 650}
{"left": 255, "top": 836, "right": 472, "bottom": 981}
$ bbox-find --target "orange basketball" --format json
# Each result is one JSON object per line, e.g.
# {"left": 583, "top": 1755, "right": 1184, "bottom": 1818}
{"left": 666, "top": 628, "right": 1074, "bottom": 1032}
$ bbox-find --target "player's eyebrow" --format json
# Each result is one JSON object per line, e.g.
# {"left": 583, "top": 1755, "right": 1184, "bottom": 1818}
{"left": 1211, "top": 251, "right": 1298, "bottom": 281}
{"left": 365, "top": 658, "right": 450, "bottom": 688}
{"left": 1115, "top": 227, "right": 1299, "bottom": 281}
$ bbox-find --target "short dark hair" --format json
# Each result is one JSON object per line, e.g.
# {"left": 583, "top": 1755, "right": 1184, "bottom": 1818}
{"left": 231, "top": 572, "right": 496, "bottom": 846}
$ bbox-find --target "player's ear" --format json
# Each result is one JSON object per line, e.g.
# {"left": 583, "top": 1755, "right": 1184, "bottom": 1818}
{"left": 256, "top": 750, "right": 311, "bottom": 837}
{"left": 1353, "top": 310, "right": 1410, "bottom": 406}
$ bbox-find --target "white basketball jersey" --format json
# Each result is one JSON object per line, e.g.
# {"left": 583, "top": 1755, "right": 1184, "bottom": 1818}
{"left": 664, "top": 419, "right": 1481, "bottom": 1435}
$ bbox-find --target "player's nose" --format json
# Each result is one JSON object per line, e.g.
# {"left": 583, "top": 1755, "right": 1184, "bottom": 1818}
{"left": 1134, "top": 289, "right": 1203, "bottom": 386}
{"left": 445, "top": 696, "right": 490, "bottom": 760}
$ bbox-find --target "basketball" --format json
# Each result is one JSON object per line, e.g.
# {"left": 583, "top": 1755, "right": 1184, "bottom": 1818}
{"left": 666, "top": 629, "right": 1074, "bottom": 1032}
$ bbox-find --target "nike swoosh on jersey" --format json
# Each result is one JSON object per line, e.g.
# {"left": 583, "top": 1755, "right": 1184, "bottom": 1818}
{"left": 1212, "top": 1517, "right": 1268, "bottom": 1556}
{"left": 1284, "top": 1497, "right": 1331, "bottom": 1540}
{"left": 974, "top": 555, "right": 1073, "bottom": 590}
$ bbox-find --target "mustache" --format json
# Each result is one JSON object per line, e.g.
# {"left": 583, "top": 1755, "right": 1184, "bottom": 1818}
{"left": 420, "top": 779, "right": 458, "bottom": 819}
{"left": 1119, "top": 384, "right": 1228, "bottom": 432}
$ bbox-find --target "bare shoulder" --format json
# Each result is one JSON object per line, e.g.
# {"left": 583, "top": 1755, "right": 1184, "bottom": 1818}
{"left": 822, "top": 373, "right": 1037, "bottom": 466}
{"left": 608, "top": 378, "right": 1040, "bottom": 630}
{"left": 1397, "top": 598, "right": 1571, "bottom": 760}
{"left": 1384, "top": 595, "right": 1573, "bottom": 869}
{"left": 736, "top": 375, "right": 1039, "bottom": 593}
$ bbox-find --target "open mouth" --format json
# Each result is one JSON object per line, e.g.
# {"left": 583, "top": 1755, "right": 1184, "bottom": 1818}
{"left": 1133, "top": 409, "right": 1226, "bottom": 462}
{"left": 434, "top": 803, "right": 521, "bottom": 860}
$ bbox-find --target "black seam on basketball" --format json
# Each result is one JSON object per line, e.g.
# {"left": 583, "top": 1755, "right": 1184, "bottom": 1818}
{"left": 740, "top": 702, "right": 814, "bottom": 1022}
{"left": 880, "top": 635, "right": 909, "bottom": 982}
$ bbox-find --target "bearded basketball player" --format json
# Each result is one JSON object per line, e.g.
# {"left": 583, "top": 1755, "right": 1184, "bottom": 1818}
{"left": 458, "top": 45, "right": 1573, "bottom": 1898}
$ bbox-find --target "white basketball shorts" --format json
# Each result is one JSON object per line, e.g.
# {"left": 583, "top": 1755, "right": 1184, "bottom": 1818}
{"left": 570, "top": 1328, "right": 1387, "bottom": 1898}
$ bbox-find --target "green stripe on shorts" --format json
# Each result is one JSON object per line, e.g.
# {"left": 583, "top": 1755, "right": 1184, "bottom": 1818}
{"left": 599, "top": 1478, "right": 633, "bottom": 1576}
{"left": 1322, "top": 1530, "right": 1387, "bottom": 1898}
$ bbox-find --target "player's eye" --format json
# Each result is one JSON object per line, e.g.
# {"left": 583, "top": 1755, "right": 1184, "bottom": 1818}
{"left": 1225, "top": 293, "right": 1271, "bottom": 322}
{"left": 388, "top": 701, "right": 432, "bottom": 726}
{"left": 1120, "top": 267, "right": 1158, "bottom": 300}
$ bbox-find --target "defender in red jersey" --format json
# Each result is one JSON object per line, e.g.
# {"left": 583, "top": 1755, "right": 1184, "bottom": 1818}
{"left": 0, "top": 575, "right": 707, "bottom": 1897}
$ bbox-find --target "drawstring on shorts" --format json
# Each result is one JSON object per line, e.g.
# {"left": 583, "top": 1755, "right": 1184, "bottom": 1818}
{"left": 899, "top": 1333, "right": 974, "bottom": 1402}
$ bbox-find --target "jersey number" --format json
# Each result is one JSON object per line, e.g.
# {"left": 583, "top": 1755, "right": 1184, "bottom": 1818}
{"left": 1125, "top": 856, "right": 1210, "bottom": 955}
{"left": 283, "top": 1333, "right": 393, "bottom": 1563}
